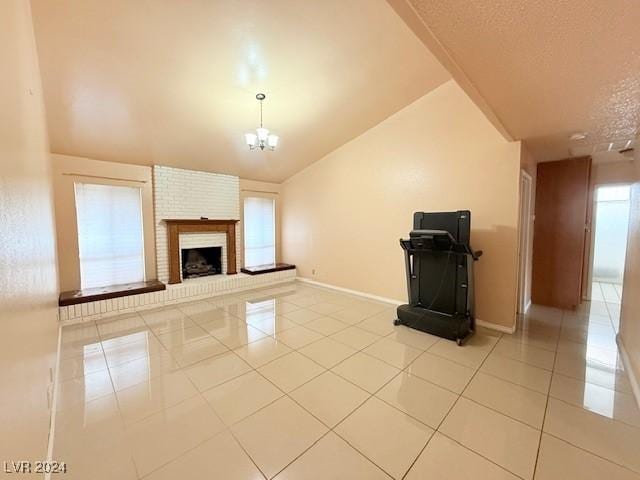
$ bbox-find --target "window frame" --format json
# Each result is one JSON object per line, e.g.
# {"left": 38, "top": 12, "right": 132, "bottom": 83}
{"left": 242, "top": 195, "right": 277, "bottom": 268}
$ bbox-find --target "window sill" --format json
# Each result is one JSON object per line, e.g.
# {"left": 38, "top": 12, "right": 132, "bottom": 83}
{"left": 59, "top": 280, "right": 166, "bottom": 306}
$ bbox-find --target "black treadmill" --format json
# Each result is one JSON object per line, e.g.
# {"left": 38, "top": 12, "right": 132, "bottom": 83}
{"left": 394, "top": 210, "right": 482, "bottom": 346}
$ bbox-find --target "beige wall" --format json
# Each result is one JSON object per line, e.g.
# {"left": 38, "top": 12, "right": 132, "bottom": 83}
{"left": 620, "top": 178, "right": 640, "bottom": 402}
{"left": 52, "top": 154, "right": 156, "bottom": 291}
{"left": 240, "top": 179, "right": 282, "bottom": 266}
{"left": 282, "top": 80, "right": 522, "bottom": 329}
{"left": 591, "top": 160, "right": 640, "bottom": 186}
{"left": 0, "top": 0, "right": 59, "bottom": 468}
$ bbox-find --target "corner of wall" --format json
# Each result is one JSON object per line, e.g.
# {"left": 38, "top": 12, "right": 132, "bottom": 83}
{"left": 619, "top": 181, "right": 640, "bottom": 408}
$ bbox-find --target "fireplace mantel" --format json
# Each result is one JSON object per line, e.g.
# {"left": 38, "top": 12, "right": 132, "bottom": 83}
{"left": 163, "top": 219, "right": 239, "bottom": 284}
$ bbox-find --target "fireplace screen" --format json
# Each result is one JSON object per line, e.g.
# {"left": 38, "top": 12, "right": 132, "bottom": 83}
{"left": 181, "top": 247, "right": 222, "bottom": 279}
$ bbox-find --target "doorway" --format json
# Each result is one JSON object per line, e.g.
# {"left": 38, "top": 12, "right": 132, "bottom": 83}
{"left": 517, "top": 170, "right": 533, "bottom": 313}
{"left": 588, "top": 184, "right": 631, "bottom": 304}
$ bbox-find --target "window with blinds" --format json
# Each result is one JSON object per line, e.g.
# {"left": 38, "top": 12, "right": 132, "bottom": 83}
{"left": 243, "top": 196, "right": 275, "bottom": 268}
{"left": 74, "top": 183, "right": 145, "bottom": 289}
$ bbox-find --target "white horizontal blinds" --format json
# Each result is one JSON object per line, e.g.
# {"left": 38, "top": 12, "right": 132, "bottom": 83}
{"left": 244, "top": 196, "right": 275, "bottom": 267}
{"left": 75, "top": 183, "right": 145, "bottom": 289}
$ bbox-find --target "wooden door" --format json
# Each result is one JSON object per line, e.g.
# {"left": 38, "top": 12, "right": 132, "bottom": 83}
{"left": 532, "top": 157, "right": 591, "bottom": 309}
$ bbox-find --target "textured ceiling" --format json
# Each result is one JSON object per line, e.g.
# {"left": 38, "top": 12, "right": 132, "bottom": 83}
{"left": 399, "top": 0, "right": 640, "bottom": 163}
{"left": 30, "top": 0, "right": 450, "bottom": 182}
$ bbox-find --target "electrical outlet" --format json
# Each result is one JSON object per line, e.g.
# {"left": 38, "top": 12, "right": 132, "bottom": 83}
{"left": 312, "top": 269, "right": 316, "bottom": 276}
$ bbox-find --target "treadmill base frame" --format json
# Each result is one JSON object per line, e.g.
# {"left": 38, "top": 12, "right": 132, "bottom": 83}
{"left": 394, "top": 304, "right": 475, "bottom": 346}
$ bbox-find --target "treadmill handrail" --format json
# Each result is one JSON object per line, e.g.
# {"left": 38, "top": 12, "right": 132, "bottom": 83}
{"left": 403, "top": 229, "right": 482, "bottom": 260}
{"left": 400, "top": 239, "right": 460, "bottom": 254}
{"left": 400, "top": 236, "right": 473, "bottom": 254}
{"left": 410, "top": 229, "right": 455, "bottom": 239}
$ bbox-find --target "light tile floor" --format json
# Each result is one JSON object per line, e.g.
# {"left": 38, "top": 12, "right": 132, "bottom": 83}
{"left": 54, "top": 282, "right": 640, "bottom": 479}
{"left": 591, "top": 281, "right": 623, "bottom": 305}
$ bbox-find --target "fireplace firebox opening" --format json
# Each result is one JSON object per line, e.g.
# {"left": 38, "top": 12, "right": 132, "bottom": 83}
{"left": 181, "top": 247, "right": 222, "bottom": 279}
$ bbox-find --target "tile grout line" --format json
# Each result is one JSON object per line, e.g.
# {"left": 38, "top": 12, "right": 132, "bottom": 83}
{"left": 64, "top": 288, "right": 456, "bottom": 477}
{"left": 542, "top": 297, "right": 640, "bottom": 476}
{"left": 541, "top": 429, "right": 640, "bottom": 476}
{"left": 60, "top": 299, "right": 491, "bottom": 411}
{"left": 458, "top": 392, "right": 546, "bottom": 431}
{"left": 100, "top": 311, "right": 230, "bottom": 478}
{"left": 245, "top": 311, "right": 427, "bottom": 479}
{"left": 167, "top": 292, "right": 401, "bottom": 479}
{"left": 399, "top": 331, "right": 529, "bottom": 480}
{"left": 59, "top": 292, "right": 491, "bottom": 480}
{"left": 418, "top": 335, "right": 554, "bottom": 397}
{"left": 546, "top": 374, "right": 640, "bottom": 429}
{"left": 129, "top": 287, "right": 329, "bottom": 479}
{"left": 530, "top": 307, "right": 563, "bottom": 480}
{"left": 310, "top": 345, "right": 425, "bottom": 480}
{"left": 433, "top": 431, "right": 529, "bottom": 480}
{"left": 97, "top": 312, "right": 145, "bottom": 479}
{"left": 99, "top": 308, "right": 252, "bottom": 479}
{"left": 207, "top": 318, "right": 395, "bottom": 478}
{"left": 60, "top": 284, "right": 635, "bottom": 479}
{"left": 138, "top": 297, "right": 379, "bottom": 399}
{"left": 417, "top": 331, "right": 519, "bottom": 478}
{"left": 476, "top": 362, "right": 552, "bottom": 396}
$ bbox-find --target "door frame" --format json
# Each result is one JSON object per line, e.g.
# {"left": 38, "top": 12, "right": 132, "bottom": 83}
{"left": 585, "top": 182, "right": 632, "bottom": 300}
{"left": 517, "top": 170, "right": 534, "bottom": 313}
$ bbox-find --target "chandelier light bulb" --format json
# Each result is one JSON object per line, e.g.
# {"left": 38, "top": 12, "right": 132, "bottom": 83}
{"left": 267, "top": 135, "right": 279, "bottom": 148}
{"left": 256, "top": 127, "right": 269, "bottom": 141}
{"left": 244, "top": 133, "right": 257, "bottom": 147}
{"left": 245, "top": 93, "right": 278, "bottom": 151}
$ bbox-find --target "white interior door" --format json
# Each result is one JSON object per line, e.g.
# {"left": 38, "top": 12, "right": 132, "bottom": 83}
{"left": 517, "top": 171, "right": 533, "bottom": 313}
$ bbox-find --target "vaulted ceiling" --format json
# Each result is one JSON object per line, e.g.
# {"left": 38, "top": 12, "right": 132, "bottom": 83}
{"left": 391, "top": 0, "right": 640, "bottom": 163}
{"left": 30, "top": 0, "right": 450, "bottom": 182}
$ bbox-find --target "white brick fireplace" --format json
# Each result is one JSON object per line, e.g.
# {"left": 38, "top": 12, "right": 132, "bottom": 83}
{"left": 58, "top": 164, "right": 296, "bottom": 324}
{"left": 153, "top": 165, "right": 241, "bottom": 282}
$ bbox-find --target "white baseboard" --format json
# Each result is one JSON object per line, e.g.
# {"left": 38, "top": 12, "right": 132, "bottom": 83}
{"left": 296, "top": 277, "right": 403, "bottom": 305}
{"left": 45, "top": 322, "right": 62, "bottom": 480}
{"left": 296, "top": 276, "right": 515, "bottom": 333}
{"left": 476, "top": 318, "right": 516, "bottom": 334}
{"left": 617, "top": 334, "right": 640, "bottom": 410}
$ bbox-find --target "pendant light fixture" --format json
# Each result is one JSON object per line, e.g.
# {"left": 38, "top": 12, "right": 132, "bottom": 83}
{"left": 245, "top": 93, "right": 279, "bottom": 151}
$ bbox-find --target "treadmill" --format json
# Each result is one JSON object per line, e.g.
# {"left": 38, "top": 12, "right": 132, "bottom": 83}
{"left": 395, "top": 210, "right": 482, "bottom": 346}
